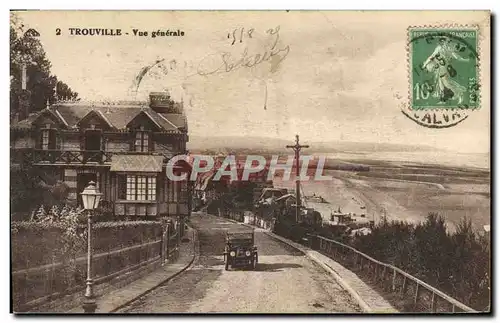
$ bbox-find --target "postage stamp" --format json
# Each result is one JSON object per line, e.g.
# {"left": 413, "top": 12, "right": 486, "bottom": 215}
{"left": 403, "top": 25, "right": 481, "bottom": 128}
{"left": 409, "top": 26, "right": 480, "bottom": 111}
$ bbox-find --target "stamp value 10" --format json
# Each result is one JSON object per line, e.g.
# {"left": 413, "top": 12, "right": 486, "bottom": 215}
{"left": 404, "top": 26, "right": 480, "bottom": 128}
{"left": 410, "top": 27, "right": 479, "bottom": 110}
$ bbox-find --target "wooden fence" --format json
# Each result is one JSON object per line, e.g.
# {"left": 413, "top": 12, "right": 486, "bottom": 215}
{"left": 308, "top": 234, "right": 477, "bottom": 313}
{"left": 12, "top": 219, "right": 180, "bottom": 312}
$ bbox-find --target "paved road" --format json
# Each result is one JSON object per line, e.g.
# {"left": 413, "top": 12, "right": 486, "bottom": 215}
{"left": 120, "top": 214, "right": 360, "bottom": 313}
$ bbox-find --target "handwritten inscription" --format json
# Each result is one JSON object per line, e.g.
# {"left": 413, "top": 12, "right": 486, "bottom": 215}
{"left": 135, "top": 25, "right": 290, "bottom": 83}
{"left": 197, "top": 25, "right": 290, "bottom": 75}
{"left": 132, "top": 25, "right": 290, "bottom": 111}
{"left": 228, "top": 27, "right": 254, "bottom": 45}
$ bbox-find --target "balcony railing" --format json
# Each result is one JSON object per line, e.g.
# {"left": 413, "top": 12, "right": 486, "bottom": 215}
{"left": 10, "top": 149, "right": 165, "bottom": 166}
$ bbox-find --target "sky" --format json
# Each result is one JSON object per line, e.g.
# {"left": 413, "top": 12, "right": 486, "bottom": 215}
{"left": 14, "top": 11, "right": 491, "bottom": 154}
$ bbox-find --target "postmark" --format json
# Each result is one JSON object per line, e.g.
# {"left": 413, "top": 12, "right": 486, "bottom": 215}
{"left": 403, "top": 25, "right": 480, "bottom": 128}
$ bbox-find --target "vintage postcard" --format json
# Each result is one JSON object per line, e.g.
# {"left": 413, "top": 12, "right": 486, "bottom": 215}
{"left": 9, "top": 10, "right": 490, "bottom": 314}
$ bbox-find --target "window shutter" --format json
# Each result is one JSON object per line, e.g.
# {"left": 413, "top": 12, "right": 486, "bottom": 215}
{"left": 148, "top": 131, "right": 154, "bottom": 152}
{"left": 118, "top": 174, "right": 126, "bottom": 199}
{"left": 130, "top": 130, "right": 135, "bottom": 152}
{"left": 55, "top": 130, "right": 62, "bottom": 150}
{"left": 49, "top": 130, "right": 57, "bottom": 150}
{"left": 79, "top": 131, "right": 85, "bottom": 151}
{"left": 37, "top": 130, "right": 43, "bottom": 149}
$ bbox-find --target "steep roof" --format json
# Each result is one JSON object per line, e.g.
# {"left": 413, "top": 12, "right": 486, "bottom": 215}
{"left": 162, "top": 114, "right": 188, "bottom": 130}
{"left": 11, "top": 103, "right": 188, "bottom": 133}
{"left": 13, "top": 107, "right": 69, "bottom": 129}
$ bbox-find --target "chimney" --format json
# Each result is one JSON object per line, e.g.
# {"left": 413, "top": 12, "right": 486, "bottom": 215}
{"left": 19, "top": 63, "right": 31, "bottom": 120}
{"left": 21, "top": 64, "right": 27, "bottom": 90}
{"left": 149, "top": 91, "right": 182, "bottom": 114}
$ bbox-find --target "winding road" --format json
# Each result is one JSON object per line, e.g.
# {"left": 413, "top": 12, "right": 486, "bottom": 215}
{"left": 119, "top": 213, "right": 360, "bottom": 313}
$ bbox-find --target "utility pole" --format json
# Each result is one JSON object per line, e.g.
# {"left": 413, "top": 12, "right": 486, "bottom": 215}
{"left": 286, "top": 134, "right": 309, "bottom": 223}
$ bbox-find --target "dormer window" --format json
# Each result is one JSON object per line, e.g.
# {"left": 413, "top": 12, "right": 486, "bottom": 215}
{"left": 135, "top": 128, "right": 150, "bottom": 152}
{"left": 41, "top": 129, "right": 50, "bottom": 150}
{"left": 40, "top": 125, "right": 56, "bottom": 150}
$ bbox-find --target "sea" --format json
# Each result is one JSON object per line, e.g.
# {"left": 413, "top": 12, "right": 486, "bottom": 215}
{"left": 325, "top": 151, "right": 490, "bottom": 170}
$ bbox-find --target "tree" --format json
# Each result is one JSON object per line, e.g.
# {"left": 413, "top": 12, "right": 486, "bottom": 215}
{"left": 413, "top": 213, "right": 454, "bottom": 289}
{"left": 56, "top": 80, "right": 80, "bottom": 102}
{"left": 450, "top": 217, "right": 490, "bottom": 309}
{"left": 10, "top": 13, "right": 79, "bottom": 120}
{"left": 11, "top": 161, "right": 70, "bottom": 220}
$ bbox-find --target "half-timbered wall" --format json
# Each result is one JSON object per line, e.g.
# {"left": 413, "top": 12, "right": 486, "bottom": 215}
{"left": 12, "top": 135, "right": 35, "bottom": 149}
{"left": 154, "top": 142, "right": 174, "bottom": 154}
{"left": 106, "top": 139, "right": 129, "bottom": 152}
{"left": 61, "top": 138, "right": 80, "bottom": 150}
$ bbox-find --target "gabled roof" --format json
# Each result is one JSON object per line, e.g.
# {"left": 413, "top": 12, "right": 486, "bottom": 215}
{"left": 12, "top": 113, "right": 43, "bottom": 129}
{"left": 13, "top": 107, "right": 69, "bottom": 129}
{"left": 77, "top": 109, "right": 115, "bottom": 129}
{"left": 11, "top": 102, "right": 186, "bottom": 133}
{"left": 127, "top": 110, "right": 163, "bottom": 131}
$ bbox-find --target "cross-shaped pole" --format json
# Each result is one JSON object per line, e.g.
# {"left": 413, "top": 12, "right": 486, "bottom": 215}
{"left": 286, "top": 134, "right": 309, "bottom": 223}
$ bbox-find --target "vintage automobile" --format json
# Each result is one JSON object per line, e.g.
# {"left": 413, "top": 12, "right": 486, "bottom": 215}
{"left": 223, "top": 230, "right": 258, "bottom": 270}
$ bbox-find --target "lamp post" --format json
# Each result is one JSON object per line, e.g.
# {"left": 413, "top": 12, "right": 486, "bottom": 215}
{"left": 80, "top": 181, "right": 102, "bottom": 313}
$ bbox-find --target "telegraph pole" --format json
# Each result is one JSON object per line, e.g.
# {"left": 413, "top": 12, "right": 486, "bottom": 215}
{"left": 286, "top": 134, "right": 309, "bottom": 223}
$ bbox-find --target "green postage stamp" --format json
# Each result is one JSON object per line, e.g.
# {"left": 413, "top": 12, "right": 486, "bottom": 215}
{"left": 409, "top": 26, "right": 480, "bottom": 111}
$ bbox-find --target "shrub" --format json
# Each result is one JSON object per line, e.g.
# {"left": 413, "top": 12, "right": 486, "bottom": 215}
{"left": 11, "top": 205, "right": 164, "bottom": 309}
{"left": 348, "top": 213, "right": 490, "bottom": 311}
{"left": 11, "top": 205, "right": 87, "bottom": 271}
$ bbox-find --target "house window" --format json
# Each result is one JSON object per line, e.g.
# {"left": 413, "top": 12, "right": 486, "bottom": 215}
{"left": 41, "top": 130, "right": 50, "bottom": 150}
{"left": 135, "top": 131, "right": 149, "bottom": 152}
{"left": 119, "top": 174, "right": 157, "bottom": 201}
{"left": 179, "top": 180, "right": 188, "bottom": 202}
{"left": 40, "top": 129, "right": 56, "bottom": 150}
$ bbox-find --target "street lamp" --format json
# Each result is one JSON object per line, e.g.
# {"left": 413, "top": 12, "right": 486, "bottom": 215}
{"left": 80, "top": 181, "right": 102, "bottom": 313}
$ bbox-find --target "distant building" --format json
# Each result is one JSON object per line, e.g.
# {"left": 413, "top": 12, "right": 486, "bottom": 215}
{"left": 10, "top": 92, "right": 192, "bottom": 227}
